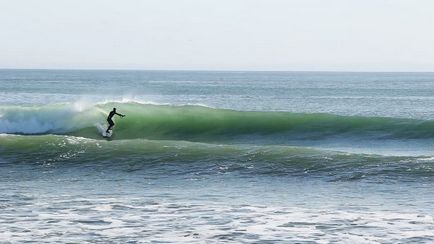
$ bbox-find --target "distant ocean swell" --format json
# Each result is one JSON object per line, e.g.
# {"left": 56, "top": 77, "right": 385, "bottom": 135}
{"left": 1, "top": 102, "right": 434, "bottom": 141}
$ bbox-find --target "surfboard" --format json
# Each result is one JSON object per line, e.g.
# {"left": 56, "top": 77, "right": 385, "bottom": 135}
{"left": 95, "top": 123, "right": 114, "bottom": 138}
{"left": 102, "top": 129, "right": 113, "bottom": 138}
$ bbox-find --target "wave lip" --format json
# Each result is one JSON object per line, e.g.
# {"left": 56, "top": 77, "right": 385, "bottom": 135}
{"left": 1, "top": 102, "right": 434, "bottom": 142}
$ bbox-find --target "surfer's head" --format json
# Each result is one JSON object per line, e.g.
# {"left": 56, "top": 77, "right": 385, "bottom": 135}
{"left": 113, "top": 108, "right": 116, "bottom": 111}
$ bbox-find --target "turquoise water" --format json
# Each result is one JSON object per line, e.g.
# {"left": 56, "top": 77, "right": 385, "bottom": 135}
{"left": 1, "top": 70, "right": 434, "bottom": 243}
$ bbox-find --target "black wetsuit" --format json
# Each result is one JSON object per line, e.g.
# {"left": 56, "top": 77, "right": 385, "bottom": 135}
{"left": 106, "top": 110, "right": 124, "bottom": 132}
{"left": 106, "top": 110, "right": 122, "bottom": 132}
{"left": 107, "top": 111, "right": 115, "bottom": 128}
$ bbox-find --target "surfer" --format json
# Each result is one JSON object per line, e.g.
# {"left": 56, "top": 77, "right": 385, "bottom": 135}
{"left": 106, "top": 108, "right": 125, "bottom": 133}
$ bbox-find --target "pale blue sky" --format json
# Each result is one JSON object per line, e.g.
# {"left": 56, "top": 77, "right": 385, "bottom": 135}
{"left": 1, "top": 0, "right": 434, "bottom": 71}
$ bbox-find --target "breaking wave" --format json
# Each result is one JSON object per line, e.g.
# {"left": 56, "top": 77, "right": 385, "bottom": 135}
{"left": 1, "top": 102, "right": 434, "bottom": 142}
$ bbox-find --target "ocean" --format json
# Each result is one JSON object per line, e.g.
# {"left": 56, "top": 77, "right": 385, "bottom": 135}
{"left": 1, "top": 69, "right": 434, "bottom": 243}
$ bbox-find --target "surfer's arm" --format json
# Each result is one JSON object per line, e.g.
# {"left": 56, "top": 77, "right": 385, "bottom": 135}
{"left": 115, "top": 112, "right": 125, "bottom": 117}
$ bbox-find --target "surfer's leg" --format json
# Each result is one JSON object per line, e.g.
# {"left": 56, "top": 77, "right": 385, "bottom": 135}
{"left": 106, "top": 120, "right": 114, "bottom": 133}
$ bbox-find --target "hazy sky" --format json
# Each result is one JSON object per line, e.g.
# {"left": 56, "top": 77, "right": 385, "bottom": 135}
{"left": 1, "top": 0, "right": 434, "bottom": 71}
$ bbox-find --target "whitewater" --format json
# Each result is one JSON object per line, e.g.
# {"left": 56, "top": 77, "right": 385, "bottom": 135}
{"left": 1, "top": 70, "right": 434, "bottom": 243}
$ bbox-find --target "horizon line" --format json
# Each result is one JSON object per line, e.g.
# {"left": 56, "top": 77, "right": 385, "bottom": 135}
{"left": 1, "top": 68, "right": 434, "bottom": 73}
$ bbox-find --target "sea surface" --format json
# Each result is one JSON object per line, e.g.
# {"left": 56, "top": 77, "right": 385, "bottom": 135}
{"left": 1, "top": 69, "right": 434, "bottom": 243}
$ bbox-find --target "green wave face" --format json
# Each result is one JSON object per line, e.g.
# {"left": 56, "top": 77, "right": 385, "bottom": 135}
{"left": 1, "top": 102, "right": 434, "bottom": 141}
{"left": 1, "top": 134, "right": 434, "bottom": 181}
